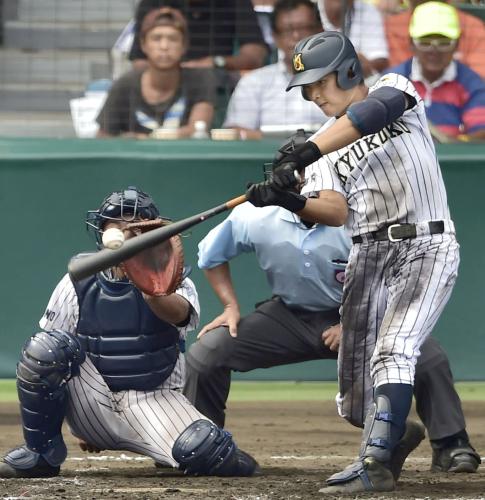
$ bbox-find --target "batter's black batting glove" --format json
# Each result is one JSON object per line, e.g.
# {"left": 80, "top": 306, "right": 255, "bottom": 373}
{"left": 272, "top": 140, "right": 322, "bottom": 170}
{"left": 272, "top": 129, "right": 313, "bottom": 167}
{"left": 246, "top": 181, "right": 307, "bottom": 213}
{"left": 272, "top": 162, "right": 301, "bottom": 190}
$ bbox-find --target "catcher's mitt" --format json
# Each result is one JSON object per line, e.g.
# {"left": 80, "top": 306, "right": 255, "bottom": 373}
{"left": 119, "top": 219, "right": 184, "bottom": 296}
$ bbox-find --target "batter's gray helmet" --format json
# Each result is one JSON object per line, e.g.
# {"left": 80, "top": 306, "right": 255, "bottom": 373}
{"left": 286, "top": 31, "right": 363, "bottom": 98}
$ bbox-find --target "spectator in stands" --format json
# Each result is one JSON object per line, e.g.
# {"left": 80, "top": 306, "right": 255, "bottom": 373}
{"left": 223, "top": 0, "right": 325, "bottom": 139}
{"left": 385, "top": 0, "right": 485, "bottom": 79}
{"left": 97, "top": 8, "right": 216, "bottom": 138}
{"left": 316, "top": 0, "right": 389, "bottom": 77}
{"left": 129, "top": 0, "right": 268, "bottom": 72}
{"left": 387, "top": 1, "right": 485, "bottom": 141}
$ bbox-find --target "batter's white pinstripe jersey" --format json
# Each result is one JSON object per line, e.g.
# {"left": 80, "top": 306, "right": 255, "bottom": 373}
{"left": 302, "top": 73, "right": 452, "bottom": 236}
{"left": 39, "top": 274, "right": 200, "bottom": 389}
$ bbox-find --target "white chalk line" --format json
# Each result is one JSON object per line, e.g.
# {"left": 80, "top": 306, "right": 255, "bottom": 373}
{"left": 270, "top": 454, "right": 485, "bottom": 464}
{"left": 66, "top": 453, "right": 485, "bottom": 464}
{"left": 68, "top": 454, "right": 152, "bottom": 462}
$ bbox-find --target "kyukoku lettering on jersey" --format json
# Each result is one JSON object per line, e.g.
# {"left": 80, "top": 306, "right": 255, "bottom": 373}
{"left": 304, "top": 72, "right": 450, "bottom": 236}
{"left": 333, "top": 119, "right": 412, "bottom": 184}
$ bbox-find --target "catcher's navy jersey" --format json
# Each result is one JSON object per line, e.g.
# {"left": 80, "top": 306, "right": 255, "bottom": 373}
{"left": 40, "top": 274, "right": 200, "bottom": 390}
{"left": 303, "top": 73, "right": 451, "bottom": 236}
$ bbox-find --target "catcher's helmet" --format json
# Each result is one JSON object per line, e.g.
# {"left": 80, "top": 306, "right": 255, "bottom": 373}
{"left": 286, "top": 31, "right": 363, "bottom": 99}
{"left": 86, "top": 186, "right": 165, "bottom": 248}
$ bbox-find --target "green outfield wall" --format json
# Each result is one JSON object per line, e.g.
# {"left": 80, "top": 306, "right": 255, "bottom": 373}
{"left": 0, "top": 138, "right": 484, "bottom": 380}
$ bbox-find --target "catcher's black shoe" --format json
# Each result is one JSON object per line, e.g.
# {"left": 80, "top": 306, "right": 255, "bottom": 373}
{"left": 0, "top": 459, "right": 59, "bottom": 478}
{"left": 234, "top": 449, "right": 262, "bottom": 477}
{"left": 431, "top": 439, "right": 481, "bottom": 473}
{"left": 319, "top": 457, "right": 395, "bottom": 494}
{"left": 0, "top": 446, "right": 60, "bottom": 478}
{"left": 389, "top": 420, "right": 426, "bottom": 481}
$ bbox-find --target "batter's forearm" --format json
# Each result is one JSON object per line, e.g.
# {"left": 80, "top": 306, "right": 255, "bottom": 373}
{"left": 311, "top": 115, "right": 362, "bottom": 156}
{"left": 298, "top": 191, "right": 348, "bottom": 227}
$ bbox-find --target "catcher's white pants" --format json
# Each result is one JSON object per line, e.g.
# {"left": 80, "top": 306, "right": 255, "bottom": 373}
{"left": 338, "top": 232, "right": 459, "bottom": 427}
{"left": 66, "top": 357, "right": 209, "bottom": 466}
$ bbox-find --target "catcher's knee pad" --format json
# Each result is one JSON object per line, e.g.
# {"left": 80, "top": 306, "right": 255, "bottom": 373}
{"left": 359, "top": 395, "right": 395, "bottom": 464}
{"left": 172, "top": 419, "right": 259, "bottom": 476}
{"left": 15, "top": 330, "right": 85, "bottom": 466}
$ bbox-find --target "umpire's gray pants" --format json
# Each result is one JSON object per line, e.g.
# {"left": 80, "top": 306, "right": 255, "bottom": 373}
{"left": 184, "top": 298, "right": 465, "bottom": 441}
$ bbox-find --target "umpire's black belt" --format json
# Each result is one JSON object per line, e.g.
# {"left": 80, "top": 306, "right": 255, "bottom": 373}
{"left": 352, "top": 221, "right": 446, "bottom": 244}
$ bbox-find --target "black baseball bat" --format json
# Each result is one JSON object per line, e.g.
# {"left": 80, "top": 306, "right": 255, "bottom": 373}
{"left": 68, "top": 194, "right": 247, "bottom": 282}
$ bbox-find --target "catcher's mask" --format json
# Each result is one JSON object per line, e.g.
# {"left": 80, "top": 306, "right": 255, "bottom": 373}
{"left": 86, "top": 186, "right": 170, "bottom": 249}
{"left": 263, "top": 129, "right": 313, "bottom": 181}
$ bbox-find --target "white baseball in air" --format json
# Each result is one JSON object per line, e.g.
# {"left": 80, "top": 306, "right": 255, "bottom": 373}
{"left": 102, "top": 227, "right": 125, "bottom": 250}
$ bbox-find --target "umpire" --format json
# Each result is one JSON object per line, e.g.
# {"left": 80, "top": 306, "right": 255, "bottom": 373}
{"left": 184, "top": 144, "right": 480, "bottom": 477}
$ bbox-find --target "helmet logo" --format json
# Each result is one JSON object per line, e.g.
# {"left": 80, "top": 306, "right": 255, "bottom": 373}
{"left": 293, "top": 53, "right": 305, "bottom": 72}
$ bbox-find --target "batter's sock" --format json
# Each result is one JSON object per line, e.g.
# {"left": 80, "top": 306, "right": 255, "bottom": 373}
{"left": 375, "top": 383, "right": 413, "bottom": 445}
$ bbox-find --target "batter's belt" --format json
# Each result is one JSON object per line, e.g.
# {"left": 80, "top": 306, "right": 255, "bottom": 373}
{"left": 352, "top": 220, "right": 454, "bottom": 244}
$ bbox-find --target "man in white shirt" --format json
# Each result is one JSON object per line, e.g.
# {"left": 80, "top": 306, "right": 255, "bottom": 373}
{"left": 317, "top": 0, "right": 389, "bottom": 76}
{"left": 223, "top": 0, "right": 327, "bottom": 139}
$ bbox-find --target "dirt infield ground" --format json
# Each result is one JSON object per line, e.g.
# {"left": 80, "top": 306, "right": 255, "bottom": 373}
{"left": 0, "top": 400, "right": 483, "bottom": 499}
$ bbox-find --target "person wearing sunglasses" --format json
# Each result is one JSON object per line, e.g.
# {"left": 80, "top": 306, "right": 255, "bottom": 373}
{"left": 385, "top": 1, "right": 485, "bottom": 141}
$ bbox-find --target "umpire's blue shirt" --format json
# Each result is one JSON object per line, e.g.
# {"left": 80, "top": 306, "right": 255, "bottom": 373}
{"left": 198, "top": 202, "right": 351, "bottom": 312}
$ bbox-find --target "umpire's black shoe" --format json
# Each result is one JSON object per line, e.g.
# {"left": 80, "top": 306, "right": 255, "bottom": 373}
{"left": 390, "top": 420, "right": 426, "bottom": 481}
{"left": 0, "top": 460, "right": 60, "bottom": 478}
{"left": 431, "top": 439, "right": 481, "bottom": 473}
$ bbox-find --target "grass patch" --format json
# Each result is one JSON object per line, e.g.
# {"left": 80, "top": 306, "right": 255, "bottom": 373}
{"left": 0, "top": 379, "right": 17, "bottom": 402}
{"left": 0, "top": 380, "right": 484, "bottom": 403}
{"left": 227, "top": 381, "right": 485, "bottom": 402}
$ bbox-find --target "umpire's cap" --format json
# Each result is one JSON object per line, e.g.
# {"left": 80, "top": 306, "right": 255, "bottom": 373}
{"left": 286, "top": 31, "right": 363, "bottom": 97}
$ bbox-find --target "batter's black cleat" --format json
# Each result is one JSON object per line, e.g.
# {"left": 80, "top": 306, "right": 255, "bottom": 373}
{"left": 431, "top": 440, "right": 481, "bottom": 473}
{"left": 319, "top": 457, "right": 395, "bottom": 494}
{"left": 390, "top": 420, "right": 426, "bottom": 481}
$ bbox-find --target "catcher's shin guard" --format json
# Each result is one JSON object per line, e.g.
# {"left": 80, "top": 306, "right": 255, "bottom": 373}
{"left": 172, "top": 419, "right": 260, "bottom": 476}
{"left": 7, "top": 330, "right": 85, "bottom": 470}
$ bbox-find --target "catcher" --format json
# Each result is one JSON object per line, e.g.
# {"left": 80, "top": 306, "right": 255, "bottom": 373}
{"left": 0, "top": 186, "right": 259, "bottom": 479}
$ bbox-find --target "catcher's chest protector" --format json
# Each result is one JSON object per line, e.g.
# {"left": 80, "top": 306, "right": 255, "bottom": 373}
{"left": 73, "top": 274, "right": 180, "bottom": 391}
